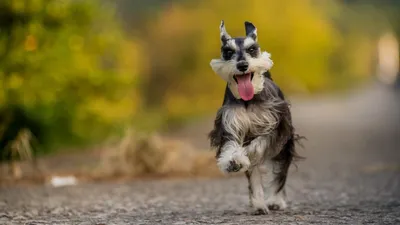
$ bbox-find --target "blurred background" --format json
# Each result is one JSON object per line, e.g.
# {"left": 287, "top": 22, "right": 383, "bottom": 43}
{"left": 0, "top": 0, "right": 399, "bottom": 185}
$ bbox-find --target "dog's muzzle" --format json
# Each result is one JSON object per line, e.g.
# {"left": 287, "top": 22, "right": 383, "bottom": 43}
{"left": 236, "top": 61, "right": 249, "bottom": 72}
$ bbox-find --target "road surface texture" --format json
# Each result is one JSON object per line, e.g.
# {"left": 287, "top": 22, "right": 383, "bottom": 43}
{"left": 1, "top": 83, "right": 400, "bottom": 225}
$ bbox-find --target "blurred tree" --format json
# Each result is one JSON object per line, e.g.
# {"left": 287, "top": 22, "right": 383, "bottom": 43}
{"left": 0, "top": 0, "right": 141, "bottom": 152}
{"left": 114, "top": 0, "right": 181, "bottom": 35}
{"left": 338, "top": 0, "right": 400, "bottom": 82}
{"left": 340, "top": 0, "right": 400, "bottom": 46}
{"left": 140, "top": 0, "right": 379, "bottom": 126}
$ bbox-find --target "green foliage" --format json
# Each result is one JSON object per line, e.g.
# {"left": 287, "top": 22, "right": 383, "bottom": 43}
{"left": 0, "top": 0, "right": 141, "bottom": 150}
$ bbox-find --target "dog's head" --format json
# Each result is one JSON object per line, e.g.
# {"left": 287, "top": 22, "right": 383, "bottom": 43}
{"left": 210, "top": 21, "right": 273, "bottom": 101}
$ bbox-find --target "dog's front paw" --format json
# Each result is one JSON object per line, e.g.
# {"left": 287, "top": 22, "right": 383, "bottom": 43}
{"left": 266, "top": 194, "right": 287, "bottom": 211}
{"left": 268, "top": 204, "right": 284, "bottom": 211}
{"left": 249, "top": 194, "right": 269, "bottom": 215}
{"left": 226, "top": 160, "right": 243, "bottom": 172}
{"left": 217, "top": 148, "right": 250, "bottom": 173}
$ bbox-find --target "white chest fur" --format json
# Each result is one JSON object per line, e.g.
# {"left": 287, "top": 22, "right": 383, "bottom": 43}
{"left": 221, "top": 103, "right": 280, "bottom": 144}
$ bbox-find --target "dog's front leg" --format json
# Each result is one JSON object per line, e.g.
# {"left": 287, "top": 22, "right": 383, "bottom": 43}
{"left": 246, "top": 166, "right": 269, "bottom": 215}
{"left": 261, "top": 159, "right": 288, "bottom": 211}
{"left": 246, "top": 136, "right": 289, "bottom": 211}
{"left": 243, "top": 136, "right": 269, "bottom": 214}
{"left": 216, "top": 141, "right": 250, "bottom": 173}
{"left": 245, "top": 136, "right": 268, "bottom": 163}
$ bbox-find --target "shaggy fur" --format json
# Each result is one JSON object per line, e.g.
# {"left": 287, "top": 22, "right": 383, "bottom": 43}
{"left": 208, "top": 20, "right": 303, "bottom": 215}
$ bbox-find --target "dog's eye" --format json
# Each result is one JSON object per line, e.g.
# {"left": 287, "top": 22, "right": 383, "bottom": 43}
{"left": 247, "top": 46, "right": 257, "bottom": 54}
{"left": 222, "top": 49, "right": 234, "bottom": 60}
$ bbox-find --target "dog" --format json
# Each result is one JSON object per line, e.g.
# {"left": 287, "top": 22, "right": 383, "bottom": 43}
{"left": 208, "top": 20, "right": 303, "bottom": 215}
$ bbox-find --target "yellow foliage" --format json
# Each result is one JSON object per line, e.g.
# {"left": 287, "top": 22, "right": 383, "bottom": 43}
{"left": 24, "top": 35, "right": 37, "bottom": 52}
{"left": 144, "top": 0, "right": 355, "bottom": 121}
{"left": 68, "top": 35, "right": 84, "bottom": 51}
{"left": 0, "top": 82, "right": 4, "bottom": 105}
{"left": 11, "top": 0, "right": 25, "bottom": 12}
{"left": 1, "top": 0, "right": 383, "bottom": 146}
{"left": 7, "top": 73, "right": 24, "bottom": 90}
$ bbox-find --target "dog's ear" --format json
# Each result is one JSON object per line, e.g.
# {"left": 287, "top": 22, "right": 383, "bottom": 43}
{"left": 220, "top": 20, "right": 231, "bottom": 44}
{"left": 245, "top": 21, "right": 257, "bottom": 41}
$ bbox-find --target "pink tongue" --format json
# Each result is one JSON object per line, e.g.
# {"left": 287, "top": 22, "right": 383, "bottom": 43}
{"left": 236, "top": 73, "right": 254, "bottom": 101}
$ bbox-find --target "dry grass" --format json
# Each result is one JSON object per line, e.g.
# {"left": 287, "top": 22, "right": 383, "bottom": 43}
{"left": 0, "top": 128, "right": 42, "bottom": 179}
{"left": 96, "top": 129, "right": 221, "bottom": 179}
{"left": 0, "top": 129, "right": 223, "bottom": 187}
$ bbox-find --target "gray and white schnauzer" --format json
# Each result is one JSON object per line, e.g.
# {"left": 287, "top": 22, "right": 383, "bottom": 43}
{"left": 208, "top": 20, "right": 303, "bottom": 215}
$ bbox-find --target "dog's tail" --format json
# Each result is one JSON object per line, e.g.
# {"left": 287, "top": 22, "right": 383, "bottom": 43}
{"left": 272, "top": 133, "right": 306, "bottom": 193}
{"left": 293, "top": 133, "right": 306, "bottom": 161}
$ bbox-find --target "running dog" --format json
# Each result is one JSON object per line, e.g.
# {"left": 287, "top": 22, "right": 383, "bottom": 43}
{"left": 208, "top": 20, "right": 303, "bottom": 215}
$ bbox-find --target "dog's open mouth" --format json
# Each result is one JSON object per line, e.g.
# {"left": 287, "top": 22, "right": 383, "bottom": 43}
{"left": 233, "top": 72, "right": 254, "bottom": 83}
{"left": 233, "top": 72, "right": 255, "bottom": 101}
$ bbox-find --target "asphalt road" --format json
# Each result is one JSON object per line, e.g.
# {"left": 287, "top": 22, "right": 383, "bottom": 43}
{"left": 1, "top": 83, "right": 400, "bottom": 225}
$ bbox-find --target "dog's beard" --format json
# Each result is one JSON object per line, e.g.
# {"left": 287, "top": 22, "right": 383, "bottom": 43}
{"left": 210, "top": 51, "right": 274, "bottom": 100}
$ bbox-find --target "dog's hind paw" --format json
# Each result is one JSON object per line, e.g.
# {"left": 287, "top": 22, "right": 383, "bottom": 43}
{"left": 251, "top": 207, "right": 269, "bottom": 215}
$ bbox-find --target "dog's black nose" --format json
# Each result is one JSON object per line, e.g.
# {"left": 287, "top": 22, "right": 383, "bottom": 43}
{"left": 236, "top": 61, "right": 249, "bottom": 72}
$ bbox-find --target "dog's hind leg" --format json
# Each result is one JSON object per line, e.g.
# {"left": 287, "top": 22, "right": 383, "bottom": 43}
{"left": 262, "top": 137, "right": 296, "bottom": 211}
{"left": 246, "top": 166, "right": 269, "bottom": 215}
